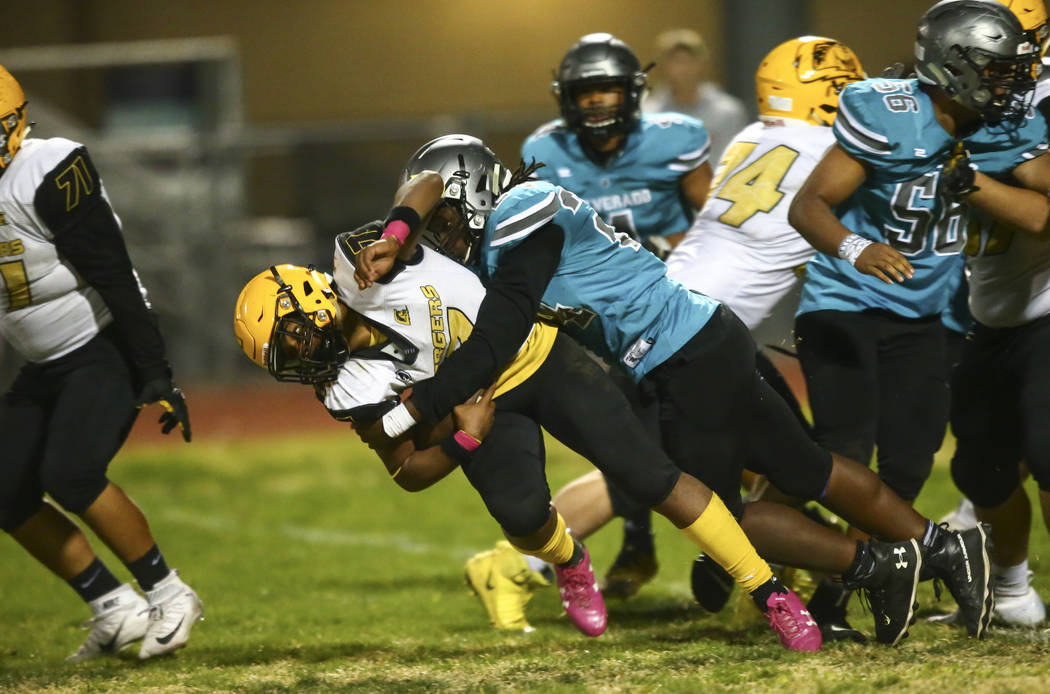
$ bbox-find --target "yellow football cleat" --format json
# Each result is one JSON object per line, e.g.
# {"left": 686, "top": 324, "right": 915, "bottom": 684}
{"left": 465, "top": 541, "right": 550, "bottom": 632}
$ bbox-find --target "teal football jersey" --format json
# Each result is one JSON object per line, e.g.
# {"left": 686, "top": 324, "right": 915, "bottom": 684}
{"left": 521, "top": 113, "right": 710, "bottom": 241}
{"left": 478, "top": 180, "right": 719, "bottom": 381}
{"left": 799, "top": 78, "right": 1047, "bottom": 318}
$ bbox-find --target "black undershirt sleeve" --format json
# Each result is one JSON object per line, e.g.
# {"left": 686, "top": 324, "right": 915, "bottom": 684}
{"left": 35, "top": 146, "right": 170, "bottom": 386}
{"left": 408, "top": 224, "right": 565, "bottom": 426}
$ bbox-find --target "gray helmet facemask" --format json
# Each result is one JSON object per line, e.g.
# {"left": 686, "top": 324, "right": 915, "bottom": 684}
{"left": 915, "top": 0, "right": 1040, "bottom": 125}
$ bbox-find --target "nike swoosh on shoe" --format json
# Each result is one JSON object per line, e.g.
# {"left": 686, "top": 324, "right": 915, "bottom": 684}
{"left": 155, "top": 617, "right": 185, "bottom": 645}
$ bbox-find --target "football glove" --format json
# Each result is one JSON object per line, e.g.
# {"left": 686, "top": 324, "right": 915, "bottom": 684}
{"left": 642, "top": 235, "right": 674, "bottom": 262}
{"left": 136, "top": 378, "right": 192, "bottom": 442}
{"left": 940, "top": 141, "right": 980, "bottom": 201}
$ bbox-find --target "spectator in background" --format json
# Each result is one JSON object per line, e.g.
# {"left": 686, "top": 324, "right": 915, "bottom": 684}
{"left": 644, "top": 28, "right": 749, "bottom": 162}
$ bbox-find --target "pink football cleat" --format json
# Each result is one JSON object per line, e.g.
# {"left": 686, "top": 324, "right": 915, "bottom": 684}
{"left": 763, "top": 589, "right": 822, "bottom": 652}
{"left": 554, "top": 546, "right": 607, "bottom": 636}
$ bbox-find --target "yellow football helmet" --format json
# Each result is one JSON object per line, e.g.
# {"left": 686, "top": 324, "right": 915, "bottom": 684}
{"left": 0, "top": 66, "right": 27, "bottom": 169}
{"left": 756, "top": 36, "right": 866, "bottom": 126}
{"left": 995, "top": 0, "right": 1050, "bottom": 52}
{"left": 234, "top": 264, "right": 347, "bottom": 384}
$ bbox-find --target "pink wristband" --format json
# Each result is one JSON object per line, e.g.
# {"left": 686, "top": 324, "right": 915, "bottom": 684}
{"left": 454, "top": 429, "right": 482, "bottom": 452}
{"left": 381, "top": 219, "right": 411, "bottom": 246}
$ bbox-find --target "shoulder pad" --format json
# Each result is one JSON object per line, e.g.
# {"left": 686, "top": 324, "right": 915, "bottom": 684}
{"left": 336, "top": 220, "right": 384, "bottom": 260}
{"left": 833, "top": 80, "right": 897, "bottom": 159}
{"left": 327, "top": 397, "right": 399, "bottom": 424}
{"left": 526, "top": 119, "right": 567, "bottom": 141}
{"left": 33, "top": 143, "right": 107, "bottom": 233}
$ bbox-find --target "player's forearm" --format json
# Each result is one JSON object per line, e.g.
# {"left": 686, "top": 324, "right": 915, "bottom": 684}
{"left": 386, "top": 170, "right": 445, "bottom": 260}
{"left": 375, "top": 436, "right": 457, "bottom": 492}
{"left": 968, "top": 172, "right": 1050, "bottom": 237}
{"left": 788, "top": 191, "right": 854, "bottom": 256}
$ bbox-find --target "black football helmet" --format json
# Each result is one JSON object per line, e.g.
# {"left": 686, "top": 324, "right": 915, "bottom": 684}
{"left": 551, "top": 33, "right": 648, "bottom": 140}
{"left": 915, "top": 0, "right": 1041, "bottom": 125}
{"left": 398, "top": 134, "right": 510, "bottom": 266}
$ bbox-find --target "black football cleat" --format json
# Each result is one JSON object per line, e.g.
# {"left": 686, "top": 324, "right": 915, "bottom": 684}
{"left": 858, "top": 539, "right": 922, "bottom": 646}
{"left": 690, "top": 553, "right": 735, "bottom": 613}
{"left": 923, "top": 524, "right": 993, "bottom": 638}
{"left": 601, "top": 541, "right": 658, "bottom": 600}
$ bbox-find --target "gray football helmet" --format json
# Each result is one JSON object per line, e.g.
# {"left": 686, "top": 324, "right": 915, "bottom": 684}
{"left": 398, "top": 134, "right": 510, "bottom": 265}
{"left": 915, "top": 0, "right": 1040, "bottom": 124}
{"left": 551, "top": 33, "right": 648, "bottom": 140}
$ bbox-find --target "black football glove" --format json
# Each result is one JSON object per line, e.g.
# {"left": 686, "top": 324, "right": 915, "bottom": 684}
{"left": 940, "top": 141, "right": 980, "bottom": 201}
{"left": 642, "top": 235, "right": 674, "bottom": 262}
{"left": 136, "top": 378, "right": 192, "bottom": 442}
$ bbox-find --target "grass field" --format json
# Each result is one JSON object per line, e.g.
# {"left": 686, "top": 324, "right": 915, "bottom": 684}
{"left": 1, "top": 430, "right": 1048, "bottom": 693}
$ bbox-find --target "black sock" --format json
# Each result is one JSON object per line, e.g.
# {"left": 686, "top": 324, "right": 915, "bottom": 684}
{"left": 842, "top": 540, "right": 877, "bottom": 587}
{"left": 559, "top": 539, "right": 586, "bottom": 568}
{"left": 807, "top": 577, "right": 853, "bottom": 620}
{"left": 124, "top": 544, "right": 170, "bottom": 592}
{"left": 922, "top": 520, "right": 948, "bottom": 552}
{"left": 622, "top": 515, "right": 654, "bottom": 555}
{"left": 68, "top": 558, "right": 122, "bottom": 604}
{"left": 750, "top": 574, "right": 787, "bottom": 610}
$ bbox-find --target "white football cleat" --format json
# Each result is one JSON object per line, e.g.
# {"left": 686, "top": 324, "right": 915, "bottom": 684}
{"left": 138, "top": 570, "right": 203, "bottom": 659}
{"left": 67, "top": 584, "right": 150, "bottom": 662}
{"left": 929, "top": 574, "right": 1046, "bottom": 628}
{"left": 993, "top": 575, "right": 1046, "bottom": 628}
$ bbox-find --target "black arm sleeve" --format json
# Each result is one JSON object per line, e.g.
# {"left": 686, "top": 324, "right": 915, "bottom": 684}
{"left": 408, "top": 224, "right": 565, "bottom": 426}
{"left": 35, "top": 146, "right": 169, "bottom": 386}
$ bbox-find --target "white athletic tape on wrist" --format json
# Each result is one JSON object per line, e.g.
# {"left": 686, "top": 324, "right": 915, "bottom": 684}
{"left": 382, "top": 402, "right": 416, "bottom": 438}
{"left": 837, "top": 233, "right": 873, "bottom": 267}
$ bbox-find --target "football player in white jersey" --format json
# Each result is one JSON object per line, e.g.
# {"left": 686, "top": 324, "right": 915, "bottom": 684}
{"left": 667, "top": 36, "right": 860, "bottom": 339}
{"left": 236, "top": 169, "right": 829, "bottom": 651}
{"left": 0, "top": 66, "right": 201, "bottom": 661}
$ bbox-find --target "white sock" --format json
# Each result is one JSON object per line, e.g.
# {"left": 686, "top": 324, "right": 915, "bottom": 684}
{"left": 992, "top": 559, "right": 1029, "bottom": 597}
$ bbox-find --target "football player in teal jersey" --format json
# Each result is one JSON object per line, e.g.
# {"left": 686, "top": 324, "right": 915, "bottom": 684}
{"left": 791, "top": 0, "right": 1048, "bottom": 509}
{"left": 354, "top": 134, "right": 998, "bottom": 645}
{"left": 790, "top": 0, "right": 1050, "bottom": 634}
{"left": 522, "top": 32, "right": 714, "bottom": 599}
{"left": 524, "top": 33, "right": 712, "bottom": 254}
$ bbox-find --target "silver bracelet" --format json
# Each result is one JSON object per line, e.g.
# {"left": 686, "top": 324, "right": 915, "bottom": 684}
{"left": 837, "top": 233, "right": 873, "bottom": 266}
{"left": 382, "top": 402, "right": 417, "bottom": 438}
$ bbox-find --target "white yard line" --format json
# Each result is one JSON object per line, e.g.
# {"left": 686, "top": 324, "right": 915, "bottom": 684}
{"left": 157, "top": 508, "right": 482, "bottom": 558}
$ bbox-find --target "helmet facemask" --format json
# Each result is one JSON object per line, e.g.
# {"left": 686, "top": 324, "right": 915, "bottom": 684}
{"left": 943, "top": 44, "right": 1040, "bottom": 124}
{"left": 557, "top": 75, "right": 642, "bottom": 140}
{"left": 400, "top": 136, "right": 509, "bottom": 267}
{"left": 266, "top": 266, "right": 347, "bottom": 384}
{"left": 420, "top": 198, "right": 485, "bottom": 266}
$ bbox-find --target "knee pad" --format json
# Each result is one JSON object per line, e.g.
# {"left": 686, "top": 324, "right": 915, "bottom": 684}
{"left": 39, "top": 466, "right": 108, "bottom": 515}
{"left": 0, "top": 494, "right": 45, "bottom": 532}
{"left": 607, "top": 474, "right": 672, "bottom": 519}
{"left": 876, "top": 456, "right": 935, "bottom": 503}
{"left": 950, "top": 449, "right": 1019, "bottom": 509}
{"left": 485, "top": 489, "right": 552, "bottom": 539}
